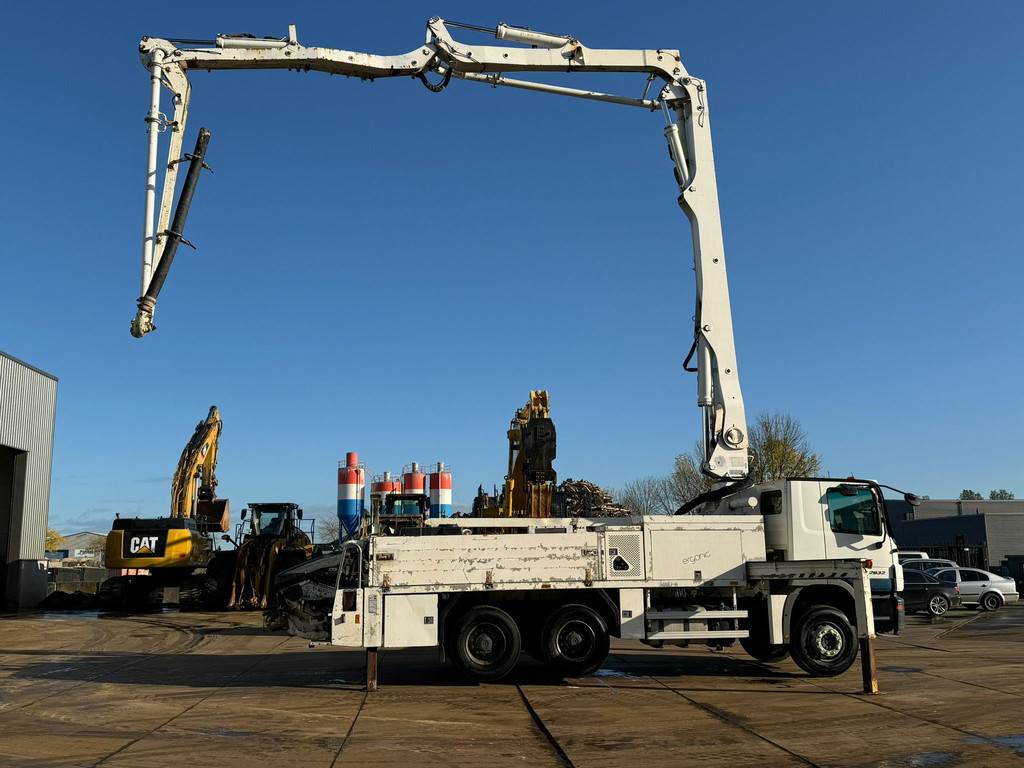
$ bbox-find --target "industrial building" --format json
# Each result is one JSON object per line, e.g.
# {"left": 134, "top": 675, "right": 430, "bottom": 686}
{"left": 0, "top": 351, "right": 58, "bottom": 609}
{"left": 888, "top": 498, "right": 1024, "bottom": 576}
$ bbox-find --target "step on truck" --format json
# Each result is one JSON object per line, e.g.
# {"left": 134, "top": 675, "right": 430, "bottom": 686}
{"left": 275, "top": 477, "right": 908, "bottom": 681}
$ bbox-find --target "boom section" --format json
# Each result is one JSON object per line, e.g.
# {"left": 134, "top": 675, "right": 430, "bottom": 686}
{"left": 135, "top": 18, "right": 747, "bottom": 479}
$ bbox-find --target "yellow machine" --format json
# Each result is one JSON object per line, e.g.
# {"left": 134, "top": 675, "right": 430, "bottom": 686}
{"left": 102, "top": 406, "right": 230, "bottom": 606}
{"left": 475, "top": 391, "right": 558, "bottom": 518}
{"left": 210, "top": 503, "right": 314, "bottom": 612}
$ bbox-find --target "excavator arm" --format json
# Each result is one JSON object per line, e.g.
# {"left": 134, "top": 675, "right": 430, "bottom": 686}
{"left": 132, "top": 18, "right": 748, "bottom": 480}
{"left": 170, "top": 405, "right": 229, "bottom": 530}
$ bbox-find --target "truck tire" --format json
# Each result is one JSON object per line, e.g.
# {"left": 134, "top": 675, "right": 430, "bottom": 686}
{"left": 739, "top": 634, "right": 790, "bottom": 663}
{"left": 790, "top": 606, "right": 858, "bottom": 677}
{"left": 540, "top": 604, "right": 610, "bottom": 678}
{"left": 453, "top": 605, "right": 522, "bottom": 681}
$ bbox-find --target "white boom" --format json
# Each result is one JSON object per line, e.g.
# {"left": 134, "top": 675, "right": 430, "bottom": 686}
{"left": 132, "top": 18, "right": 748, "bottom": 480}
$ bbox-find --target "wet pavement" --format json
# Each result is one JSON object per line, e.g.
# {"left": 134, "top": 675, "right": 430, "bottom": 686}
{"left": 0, "top": 606, "right": 1022, "bottom": 766}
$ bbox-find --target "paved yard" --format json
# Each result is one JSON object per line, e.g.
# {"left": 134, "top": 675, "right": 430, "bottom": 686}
{"left": 1, "top": 606, "right": 1022, "bottom": 767}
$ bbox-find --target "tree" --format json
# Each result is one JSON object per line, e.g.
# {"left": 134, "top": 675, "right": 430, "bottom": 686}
{"left": 663, "top": 445, "right": 714, "bottom": 510}
{"left": 45, "top": 529, "right": 63, "bottom": 552}
{"left": 618, "top": 476, "right": 672, "bottom": 516}
{"left": 959, "top": 489, "right": 983, "bottom": 500}
{"left": 747, "top": 413, "right": 821, "bottom": 484}
{"left": 317, "top": 516, "right": 340, "bottom": 542}
{"left": 989, "top": 489, "right": 1016, "bottom": 500}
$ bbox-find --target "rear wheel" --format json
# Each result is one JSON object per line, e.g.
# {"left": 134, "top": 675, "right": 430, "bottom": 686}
{"left": 540, "top": 604, "right": 610, "bottom": 678}
{"left": 453, "top": 606, "right": 521, "bottom": 681}
{"left": 790, "top": 606, "right": 858, "bottom": 677}
{"left": 927, "top": 593, "right": 950, "bottom": 617}
{"left": 981, "top": 592, "right": 1003, "bottom": 612}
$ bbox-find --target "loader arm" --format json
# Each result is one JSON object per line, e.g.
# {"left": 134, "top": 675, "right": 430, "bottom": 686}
{"left": 133, "top": 18, "right": 748, "bottom": 480}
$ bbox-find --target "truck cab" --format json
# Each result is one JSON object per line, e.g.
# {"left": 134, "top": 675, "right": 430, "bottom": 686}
{"left": 750, "top": 478, "right": 903, "bottom": 633}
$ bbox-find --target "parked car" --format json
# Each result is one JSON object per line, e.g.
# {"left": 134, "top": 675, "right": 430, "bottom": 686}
{"left": 900, "top": 570, "right": 961, "bottom": 616}
{"left": 928, "top": 567, "right": 1020, "bottom": 611}
{"left": 897, "top": 551, "right": 929, "bottom": 563}
{"left": 903, "top": 558, "right": 958, "bottom": 573}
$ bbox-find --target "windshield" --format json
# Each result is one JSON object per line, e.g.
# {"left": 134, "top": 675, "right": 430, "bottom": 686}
{"left": 826, "top": 487, "right": 881, "bottom": 536}
{"left": 255, "top": 510, "right": 288, "bottom": 535}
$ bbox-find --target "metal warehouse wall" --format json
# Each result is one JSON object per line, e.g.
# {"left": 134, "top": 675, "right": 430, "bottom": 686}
{"left": 981, "top": 514, "right": 1024, "bottom": 568}
{"left": 911, "top": 499, "right": 1024, "bottom": 520}
{"left": 0, "top": 351, "right": 58, "bottom": 608}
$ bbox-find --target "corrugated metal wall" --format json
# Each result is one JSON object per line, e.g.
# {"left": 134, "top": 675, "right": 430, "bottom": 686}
{"left": 982, "top": 515, "right": 1024, "bottom": 568}
{"left": 0, "top": 351, "right": 57, "bottom": 561}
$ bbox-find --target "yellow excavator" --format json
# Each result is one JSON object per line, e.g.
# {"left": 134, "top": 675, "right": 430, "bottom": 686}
{"left": 473, "top": 390, "right": 558, "bottom": 517}
{"left": 102, "top": 406, "right": 230, "bottom": 607}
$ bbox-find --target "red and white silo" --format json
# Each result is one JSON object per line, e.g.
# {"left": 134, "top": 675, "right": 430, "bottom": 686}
{"left": 337, "top": 451, "right": 365, "bottom": 539}
{"left": 429, "top": 461, "right": 453, "bottom": 518}
{"left": 402, "top": 462, "right": 426, "bottom": 515}
{"left": 370, "top": 470, "right": 402, "bottom": 516}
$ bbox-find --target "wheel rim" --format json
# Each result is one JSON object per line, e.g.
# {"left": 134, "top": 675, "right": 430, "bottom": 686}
{"left": 809, "top": 620, "right": 844, "bottom": 659}
{"left": 555, "top": 618, "right": 597, "bottom": 663}
{"left": 929, "top": 595, "right": 948, "bottom": 615}
{"left": 465, "top": 622, "right": 508, "bottom": 667}
{"left": 985, "top": 594, "right": 999, "bottom": 610}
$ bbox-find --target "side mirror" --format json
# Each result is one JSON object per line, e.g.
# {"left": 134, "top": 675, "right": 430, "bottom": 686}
{"left": 297, "top": 509, "right": 304, "bottom": 520}
{"left": 240, "top": 509, "right": 247, "bottom": 520}
{"left": 905, "top": 493, "right": 922, "bottom": 507}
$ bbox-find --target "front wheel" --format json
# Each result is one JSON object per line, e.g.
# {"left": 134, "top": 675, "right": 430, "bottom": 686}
{"left": 790, "top": 606, "right": 858, "bottom": 677}
{"left": 927, "top": 593, "right": 950, "bottom": 617}
{"left": 981, "top": 592, "right": 1003, "bottom": 612}
{"left": 452, "top": 606, "right": 522, "bottom": 681}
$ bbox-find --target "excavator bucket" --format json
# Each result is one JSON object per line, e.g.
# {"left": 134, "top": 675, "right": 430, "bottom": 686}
{"left": 196, "top": 498, "right": 230, "bottom": 533}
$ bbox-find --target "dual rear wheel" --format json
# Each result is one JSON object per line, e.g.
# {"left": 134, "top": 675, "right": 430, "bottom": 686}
{"left": 452, "top": 603, "right": 610, "bottom": 681}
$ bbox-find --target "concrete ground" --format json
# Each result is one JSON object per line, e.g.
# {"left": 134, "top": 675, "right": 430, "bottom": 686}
{"left": 1, "top": 607, "right": 1023, "bottom": 767}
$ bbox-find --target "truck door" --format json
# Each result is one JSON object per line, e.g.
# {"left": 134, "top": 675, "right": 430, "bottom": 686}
{"left": 331, "top": 587, "right": 365, "bottom": 647}
{"left": 330, "top": 543, "right": 366, "bottom": 647}
{"left": 821, "top": 483, "right": 886, "bottom": 561}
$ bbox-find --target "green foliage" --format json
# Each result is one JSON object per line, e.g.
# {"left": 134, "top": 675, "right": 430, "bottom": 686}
{"left": 45, "top": 528, "right": 64, "bottom": 551}
{"left": 989, "top": 489, "right": 1016, "bottom": 500}
{"left": 959, "top": 489, "right": 983, "bottom": 500}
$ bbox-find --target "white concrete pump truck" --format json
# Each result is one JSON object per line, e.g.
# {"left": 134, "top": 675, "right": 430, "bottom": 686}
{"left": 130, "top": 17, "right": 918, "bottom": 685}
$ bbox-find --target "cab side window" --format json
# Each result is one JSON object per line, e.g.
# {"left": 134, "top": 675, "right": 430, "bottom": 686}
{"left": 825, "top": 487, "right": 881, "bottom": 536}
{"left": 760, "top": 490, "right": 783, "bottom": 515}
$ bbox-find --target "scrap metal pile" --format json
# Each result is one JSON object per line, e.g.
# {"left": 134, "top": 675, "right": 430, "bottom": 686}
{"left": 556, "top": 478, "right": 631, "bottom": 518}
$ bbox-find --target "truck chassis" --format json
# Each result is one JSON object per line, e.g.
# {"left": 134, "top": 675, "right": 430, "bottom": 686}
{"left": 279, "top": 514, "right": 881, "bottom": 691}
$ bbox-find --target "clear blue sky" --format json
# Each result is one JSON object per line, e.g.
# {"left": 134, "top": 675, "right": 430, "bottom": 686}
{"left": 2, "top": 2, "right": 1021, "bottom": 533}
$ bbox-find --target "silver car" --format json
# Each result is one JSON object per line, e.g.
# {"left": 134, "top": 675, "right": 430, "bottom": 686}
{"left": 928, "top": 567, "right": 1020, "bottom": 611}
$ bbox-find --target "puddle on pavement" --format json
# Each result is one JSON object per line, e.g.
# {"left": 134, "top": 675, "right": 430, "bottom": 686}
{"left": 965, "top": 733, "right": 1024, "bottom": 755}
{"left": 592, "top": 668, "right": 638, "bottom": 679}
{"left": 876, "top": 752, "right": 960, "bottom": 767}
{"left": 36, "top": 607, "right": 180, "bottom": 621}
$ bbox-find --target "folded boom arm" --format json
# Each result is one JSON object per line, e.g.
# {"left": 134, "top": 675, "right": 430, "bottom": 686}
{"left": 133, "top": 18, "right": 748, "bottom": 480}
